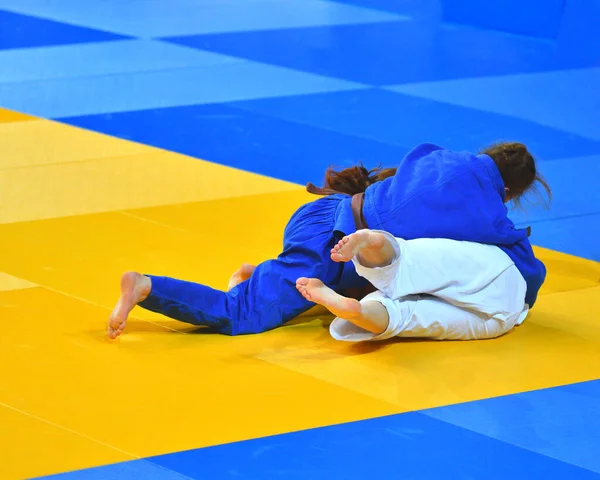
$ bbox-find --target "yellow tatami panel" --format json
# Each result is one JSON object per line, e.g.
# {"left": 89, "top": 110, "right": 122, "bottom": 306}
{"left": 0, "top": 286, "right": 397, "bottom": 478}
{"left": 1, "top": 184, "right": 600, "bottom": 479}
{"left": 2, "top": 111, "right": 599, "bottom": 478}
{"left": 0, "top": 119, "right": 150, "bottom": 169}
{"left": 257, "top": 285, "right": 600, "bottom": 409}
{"left": 0, "top": 152, "right": 300, "bottom": 224}
{"left": 0, "top": 190, "right": 313, "bottom": 309}
{"left": 0, "top": 118, "right": 299, "bottom": 224}
{"left": 0, "top": 107, "right": 35, "bottom": 124}
{"left": 0, "top": 272, "right": 37, "bottom": 291}
{"left": 0, "top": 403, "right": 134, "bottom": 480}
{"left": 534, "top": 246, "right": 600, "bottom": 294}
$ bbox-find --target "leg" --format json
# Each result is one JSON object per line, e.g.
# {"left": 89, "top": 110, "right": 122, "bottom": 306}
{"left": 332, "top": 231, "right": 527, "bottom": 323}
{"left": 331, "top": 229, "right": 396, "bottom": 268}
{"left": 227, "top": 263, "right": 332, "bottom": 322}
{"left": 107, "top": 255, "right": 328, "bottom": 338}
{"left": 226, "top": 262, "right": 373, "bottom": 306}
{"left": 330, "top": 290, "right": 519, "bottom": 343}
{"left": 227, "top": 263, "right": 256, "bottom": 291}
{"left": 296, "top": 277, "right": 388, "bottom": 335}
{"left": 107, "top": 238, "right": 344, "bottom": 338}
{"left": 393, "top": 296, "right": 517, "bottom": 341}
{"left": 106, "top": 195, "right": 357, "bottom": 338}
{"left": 108, "top": 272, "right": 151, "bottom": 339}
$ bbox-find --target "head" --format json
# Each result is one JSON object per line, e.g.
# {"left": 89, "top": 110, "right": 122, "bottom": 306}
{"left": 481, "top": 142, "right": 551, "bottom": 208}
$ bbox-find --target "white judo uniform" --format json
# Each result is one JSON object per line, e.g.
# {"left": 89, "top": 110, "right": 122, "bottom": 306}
{"left": 330, "top": 232, "right": 529, "bottom": 342}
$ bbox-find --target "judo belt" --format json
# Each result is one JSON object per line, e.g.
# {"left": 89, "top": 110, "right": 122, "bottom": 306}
{"left": 306, "top": 183, "right": 369, "bottom": 231}
{"left": 350, "top": 192, "right": 368, "bottom": 230}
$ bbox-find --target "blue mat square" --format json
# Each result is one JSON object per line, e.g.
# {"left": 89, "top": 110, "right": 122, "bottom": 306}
{"left": 423, "top": 380, "right": 600, "bottom": 474}
{"left": 0, "top": 62, "right": 364, "bottom": 118}
{"left": 387, "top": 68, "right": 600, "bottom": 142}
{"left": 60, "top": 103, "right": 407, "bottom": 186}
{"left": 0, "top": 9, "right": 129, "bottom": 51}
{"left": 229, "top": 89, "right": 600, "bottom": 161}
{"left": 327, "top": 0, "right": 427, "bottom": 15}
{"left": 38, "top": 459, "right": 187, "bottom": 480}
{"left": 0, "top": 0, "right": 405, "bottom": 38}
{"left": 0, "top": 40, "right": 242, "bottom": 84}
{"left": 164, "top": 20, "right": 597, "bottom": 85}
{"left": 519, "top": 212, "right": 600, "bottom": 261}
{"left": 144, "top": 411, "right": 600, "bottom": 479}
{"left": 509, "top": 154, "right": 600, "bottom": 227}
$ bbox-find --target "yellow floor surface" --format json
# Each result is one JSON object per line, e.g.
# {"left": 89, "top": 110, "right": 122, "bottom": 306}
{"left": 1, "top": 113, "right": 600, "bottom": 479}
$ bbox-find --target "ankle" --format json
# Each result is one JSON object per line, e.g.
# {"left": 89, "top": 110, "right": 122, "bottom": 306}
{"left": 137, "top": 275, "right": 152, "bottom": 301}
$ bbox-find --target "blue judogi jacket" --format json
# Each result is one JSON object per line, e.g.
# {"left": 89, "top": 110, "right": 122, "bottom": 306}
{"left": 334, "top": 143, "right": 546, "bottom": 307}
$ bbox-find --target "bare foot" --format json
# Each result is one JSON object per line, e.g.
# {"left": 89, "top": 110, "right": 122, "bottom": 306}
{"left": 296, "top": 277, "right": 362, "bottom": 319}
{"left": 227, "top": 263, "right": 256, "bottom": 290}
{"left": 330, "top": 229, "right": 385, "bottom": 263}
{"left": 107, "top": 272, "right": 152, "bottom": 339}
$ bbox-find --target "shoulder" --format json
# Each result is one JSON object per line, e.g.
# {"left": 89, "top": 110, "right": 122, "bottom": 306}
{"left": 403, "top": 143, "right": 446, "bottom": 160}
{"left": 403, "top": 144, "right": 481, "bottom": 168}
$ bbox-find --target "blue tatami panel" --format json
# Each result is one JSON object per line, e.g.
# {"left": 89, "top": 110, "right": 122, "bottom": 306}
{"left": 387, "top": 68, "right": 600, "bottom": 142}
{"left": 0, "top": 9, "right": 129, "bottom": 50}
{"left": 228, "top": 89, "right": 600, "bottom": 161}
{"left": 164, "top": 20, "right": 598, "bottom": 85}
{"left": 0, "top": 63, "right": 365, "bottom": 118}
{"left": 59, "top": 103, "right": 408, "bottom": 186}
{"left": 36, "top": 405, "right": 600, "bottom": 479}
{"left": 0, "top": 40, "right": 242, "bottom": 84}
{"left": 0, "top": 0, "right": 406, "bottom": 37}
{"left": 423, "top": 380, "right": 600, "bottom": 474}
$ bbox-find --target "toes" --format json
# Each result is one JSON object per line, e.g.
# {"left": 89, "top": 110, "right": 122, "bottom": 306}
{"left": 295, "top": 281, "right": 313, "bottom": 301}
{"left": 108, "top": 314, "right": 125, "bottom": 338}
{"left": 108, "top": 321, "right": 125, "bottom": 339}
{"left": 108, "top": 318, "right": 121, "bottom": 330}
{"left": 296, "top": 286, "right": 311, "bottom": 301}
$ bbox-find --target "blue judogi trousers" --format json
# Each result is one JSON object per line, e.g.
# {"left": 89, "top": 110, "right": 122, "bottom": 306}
{"left": 138, "top": 195, "right": 364, "bottom": 335}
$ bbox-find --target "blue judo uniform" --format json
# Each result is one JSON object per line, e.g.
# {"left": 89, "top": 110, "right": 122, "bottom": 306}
{"left": 139, "top": 143, "right": 546, "bottom": 335}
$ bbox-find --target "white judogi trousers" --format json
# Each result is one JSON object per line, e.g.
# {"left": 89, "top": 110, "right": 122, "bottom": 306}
{"left": 330, "top": 231, "right": 529, "bottom": 342}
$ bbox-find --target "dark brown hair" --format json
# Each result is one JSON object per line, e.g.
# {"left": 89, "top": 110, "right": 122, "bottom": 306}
{"left": 320, "top": 164, "right": 397, "bottom": 195}
{"left": 481, "top": 142, "right": 552, "bottom": 208}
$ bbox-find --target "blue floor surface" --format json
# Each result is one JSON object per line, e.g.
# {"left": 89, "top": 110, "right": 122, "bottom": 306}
{"left": 1, "top": 0, "right": 599, "bottom": 477}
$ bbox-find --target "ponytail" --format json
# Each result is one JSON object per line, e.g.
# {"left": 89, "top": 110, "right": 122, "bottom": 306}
{"left": 482, "top": 142, "right": 552, "bottom": 209}
{"left": 307, "top": 164, "right": 397, "bottom": 196}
